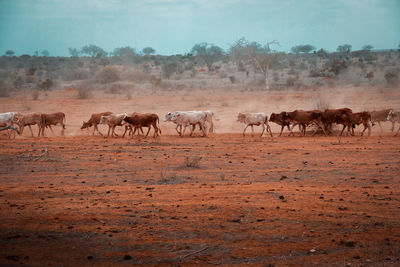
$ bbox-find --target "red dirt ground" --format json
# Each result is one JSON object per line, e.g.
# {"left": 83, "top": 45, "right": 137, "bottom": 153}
{"left": 0, "top": 88, "right": 399, "bottom": 266}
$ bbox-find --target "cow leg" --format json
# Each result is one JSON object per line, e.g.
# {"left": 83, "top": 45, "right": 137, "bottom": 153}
{"left": 391, "top": 121, "right": 395, "bottom": 132}
{"left": 279, "top": 125, "right": 284, "bottom": 136}
{"left": 145, "top": 126, "right": 151, "bottom": 137}
{"left": 112, "top": 126, "right": 119, "bottom": 137}
{"left": 175, "top": 125, "right": 182, "bottom": 136}
{"left": 27, "top": 125, "right": 34, "bottom": 137}
{"left": 339, "top": 125, "right": 346, "bottom": 136}
{"left": 122, "top": 125, "right": 129, "bottom": 138}
{"left": 95, "top": 124, "right": 103, "bottom": 136}
{"left": 395, "top": 125, "right": 400, "bottom": 136}
{"left": 48, "top": 125, "right": 55, "bottom": 136}
{"left": 182, "top": 125, "right": 188, "bottom": 137}
{"left": 260, "top": 123, "right": 265, "bottom": 137}
{"left": 288, "top": 124, "right": 295, "bottom": 136}
{"left": 317, "top": 121, "right": 327, "bottom": 136}
{"left": 377, "top": 121, "right": 383, "bottom": 132}
{"left": 189, "top": 125, "right": 195, "bottom": 137}
{"left": 243, "top": 124, "right": 249, "bottom": 136}
{"left": 267, "top": 124, "right": 273, "bottom": 138}
{"left": 201, "top": 124, "right": 206, "bottom": 137}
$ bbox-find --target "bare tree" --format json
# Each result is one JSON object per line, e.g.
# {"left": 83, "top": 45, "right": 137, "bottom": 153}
{"left": 162, "top": 62, "right": 178, "bottom": 79}
{"left": 191, "top": 43, "right": 224, "bottom": 71}
{"left": 68, "top": 48, "right": 80, "bottom": 57}
{"left": 230, "top": 38, "right": 281, "bottom": 89}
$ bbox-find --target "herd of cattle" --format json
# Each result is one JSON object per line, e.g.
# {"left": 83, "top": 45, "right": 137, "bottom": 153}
{"left": 0, "top": 108, "right": 399, "bottom": 139}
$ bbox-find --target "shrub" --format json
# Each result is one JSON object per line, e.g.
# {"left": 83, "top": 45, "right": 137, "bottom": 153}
{"left": 37, "top": 78, "right": 54, "bottom": 91}
{"left": 96, "top": 66, "right": 120, "bottom": 84}
{"left": 120, "top": 68, "right": 147, "bottom": 82}
{"left": 32, "top": 90, "right": 39, "bottom": 100}
{"left": 384, "top": 71, "right": 399, "bottom": 86}
{"left": 77, "top": 87, "right": 91, "bottom": 99}
{"left": 0, "top": 87, "right": 10, "bottom": 97}
{"left": 229, "top": 75, "right": 236, "bottom": 84}
{"left": 149, "top": 75, "right": 162, "bottom": 87}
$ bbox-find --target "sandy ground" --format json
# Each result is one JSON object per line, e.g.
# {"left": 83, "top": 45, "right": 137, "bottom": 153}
{"left": 0, "top": 87, "right": 399, "bottom": 266}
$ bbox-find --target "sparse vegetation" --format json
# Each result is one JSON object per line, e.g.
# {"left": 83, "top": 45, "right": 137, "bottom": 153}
{"left": 0, "top": 42, "right": 398, "bottom": 96}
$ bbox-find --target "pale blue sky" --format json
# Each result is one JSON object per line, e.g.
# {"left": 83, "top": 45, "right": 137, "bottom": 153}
{"left": 0, "top": 0, "right": 399, "bottom": 56}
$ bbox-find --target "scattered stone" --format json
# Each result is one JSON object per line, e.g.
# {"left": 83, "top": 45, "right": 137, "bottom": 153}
{"left": 123, "top": 255, "right": 132, "bottom": 260}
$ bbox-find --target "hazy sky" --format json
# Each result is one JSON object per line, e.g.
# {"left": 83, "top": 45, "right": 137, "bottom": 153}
{"left": 0, "top": 0, "right": 399, "bottom": 56}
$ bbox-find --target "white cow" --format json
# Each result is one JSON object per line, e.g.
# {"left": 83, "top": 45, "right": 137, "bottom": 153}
{"left": 237, "top": 112, "right": 273, "bottom": 138}
{"left": 387, "top": 110, "right": 400, "bottom": 136}
{"left": 0, "top": 112, "right": 21, "bottom": 138}
{"left": 99, "top": 113, "right": 128, "bottom": 137}
{"left": 165, "top": 111, "right": 209, "bottom": 137}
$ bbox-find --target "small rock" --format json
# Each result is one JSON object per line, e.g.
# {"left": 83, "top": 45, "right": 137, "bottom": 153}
{"left": 123, "top": 254, "right": 132, "bottom": 260}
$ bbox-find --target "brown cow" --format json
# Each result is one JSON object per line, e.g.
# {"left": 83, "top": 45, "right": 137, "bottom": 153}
{"left": 123, "top": 113, "right": 161, "bottom": 138}
{"left": 269, "top": 112, "right": 292, "bottom": 136}
{"left": 321, "top": 108, "right": 353, "bottom": 134}
{"left": 336, "top": 111, "right": 373, "bottom": 136}
{"left": 282, "top": 110, "right": 327, "bottom": 136}
{"left": 81, "top": 111, "right": 112, "bottom": 136}
{"left": 40, "top": 112, "right": 66, "bottom": 136}
{"left": 15, "top": 113, "right": 42, "bottom": 136}
{"left": 370, "top": 109, "right": 395, "bottom": 132}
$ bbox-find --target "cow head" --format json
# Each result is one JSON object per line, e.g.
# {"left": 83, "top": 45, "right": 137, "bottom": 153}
{"left": 387, "top": 110, "right": 396, "bottom": 121}
{"left": 269, "top": 113, "right": 277, "bottom": 122}
{"left": 80, "top": 121, "right": 92, "bottom": 129}
{"left": 164, "top": 112, "right": 174, "bottom": 122}
{"left": 237, "top": 113, "right": 246, "bottom": 123}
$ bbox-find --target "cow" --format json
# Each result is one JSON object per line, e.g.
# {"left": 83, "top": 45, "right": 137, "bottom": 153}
{"left": 40, "top": 112, "right": 66, "bottom": 136}
{"left": 336, "top": 111, "right": 373, "bottom": 136}
{"left": 0, "top": 112, "right": 21, "bottom": 138}
{"left": 371, "top": 109, "right": 395, "bottom": 132}
{"left": 269, "top": 112, "right": 292, "bottom": 136}
{"left": 123, "top": 113, "right": 161, "bottom": 138}
{"left": 80, "top": 111, "right": 112, "bottom": 136}
{"left": 15, "top": 113, "right": 42, "bottom": 137}
{"left": 165, "top": 111, "right": 208, "bottom": 137}
{"left": 387, "top": 110, "right": 400, "bottom": 136}
{"left": 99, "top": 113, "right": 127, "bottom": 137}
{"left": 321, "top": 108, "right": 353, "bottom": 134}
{"left": 237, "top": 112, "right": 273, "bottom": 137}
{"left": 282, "top": 110, "right": 327, "bottom": 136}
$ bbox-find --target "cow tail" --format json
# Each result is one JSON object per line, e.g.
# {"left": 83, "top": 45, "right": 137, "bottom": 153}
{"left": 157, "top": 117, "right": 161, "bottom": 135}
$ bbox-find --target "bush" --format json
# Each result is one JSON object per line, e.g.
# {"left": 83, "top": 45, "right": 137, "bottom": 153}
{"left": 120, "top": 68, "right": 147, "bottom": 82}
{"left": 32, "top": 90, "right": 39, "bottom": 100}
{"left": 0, "top": 87, "right": 10, "bottom": 97}
{"left": 384, "top": 71, "right": 399, "bottom": 86}
{"left": 37, "top": 78, "right": 54, "bottom": 91}
{"left": 77, "top": 87, "right": 91, "bottom": 99}
{"left": 149, "top": 75, "right": 162, "bottom": 87}
{"left": 96, "top": 66, "right": 120, "bottom": 84}
{"left": 229, "top": 75, "right": 236, "bottom": 84}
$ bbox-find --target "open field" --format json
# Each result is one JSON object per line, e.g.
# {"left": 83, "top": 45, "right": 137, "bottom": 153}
{"left": 0, "top": 87, "right": 400, "bottom": 266}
